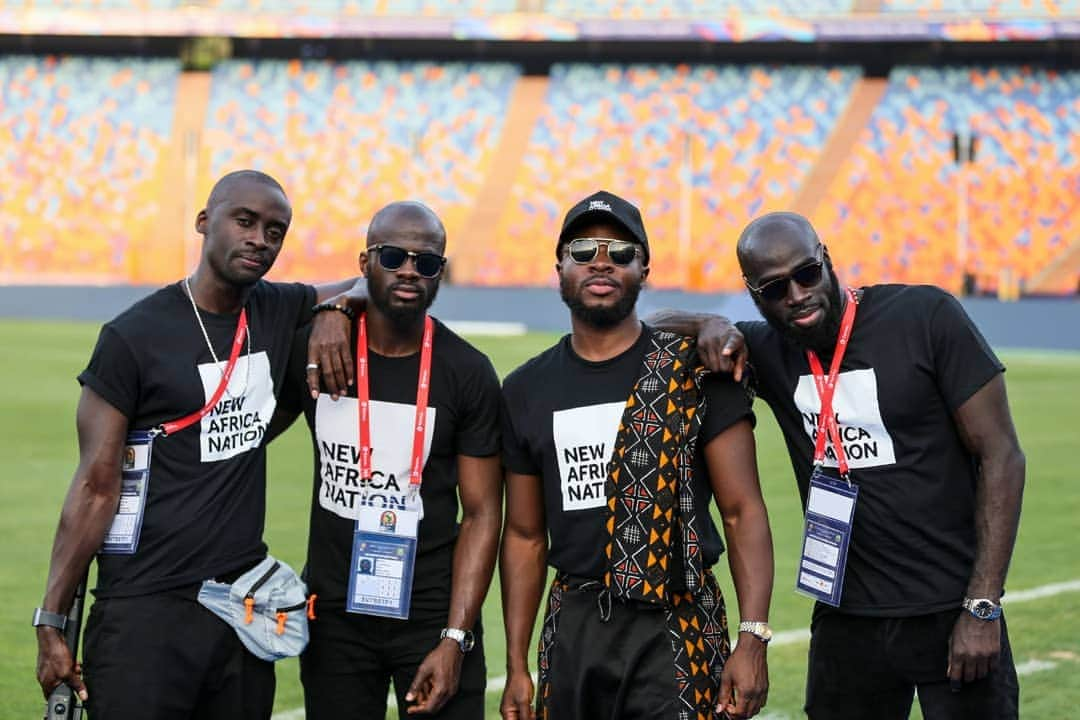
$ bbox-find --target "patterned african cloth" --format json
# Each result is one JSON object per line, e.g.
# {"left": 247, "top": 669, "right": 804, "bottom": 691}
{"left": 605, "top": 327, "right": 730, "bottom": 719}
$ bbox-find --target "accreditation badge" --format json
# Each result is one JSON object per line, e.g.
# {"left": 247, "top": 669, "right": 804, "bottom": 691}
{"left": 795, "top": 468, "right": 858, "bottom": 607}
{"left": 100, "top": 430, "right": 155, "bottom": 555}
{"left": 345, "top": 498, "right": 421, "bottom": 619}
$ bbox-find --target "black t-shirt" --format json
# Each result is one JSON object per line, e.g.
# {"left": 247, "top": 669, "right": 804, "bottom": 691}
{"left": 280, "top": 318, "right": 502, "bottom": 616}
{"left": 501, "top": 324, "right": 754, "bottom": 583}
{"left": 738, "top": 284, "right": 1004, "bottom": 616}
{"left": 78, "top": 280, "right": 315, "bottom": 598}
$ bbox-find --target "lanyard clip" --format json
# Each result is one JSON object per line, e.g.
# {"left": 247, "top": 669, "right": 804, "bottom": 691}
{"left": 149, "top": 425, "right": 165, "bottom": 438}
{"left": 841, "top": 471, "right": 852, "bottom": 487}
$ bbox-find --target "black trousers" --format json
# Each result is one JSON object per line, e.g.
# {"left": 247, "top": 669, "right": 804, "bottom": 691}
{"left": 300, "top": 603, "right": 486, "bottom": 720}
{"left": 805, "top": 606, "right": 1019, "bottom": 720}
{"left": 538, "top": 584, "right": 681, "bottom": 720}
{"left": 83, "top": 588, "right": 275, "bottom": 720}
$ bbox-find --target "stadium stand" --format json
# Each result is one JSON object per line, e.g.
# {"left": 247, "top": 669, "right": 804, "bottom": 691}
{"left": 542, "top": 0, "right": 854, "bottom": 18}
{"left": 881, "top": 0, "right": 1080, "bottom": 16}
{"left": 0, "top": 0, "right": 517, "bottom": 11}
{"left": 197, "top": 0, "right": 519, "bottom": 13}
{"left": 200, "top": 60, "right": 520, "bottom": 282}
{"left": 813, "top": 65, "right": 1080, "bottom": 295}
{"left": 0, "top": 56, "right": 179, "bottom": 283}
{"left": 478, "top": 63, "right": 860, "bottom": 290}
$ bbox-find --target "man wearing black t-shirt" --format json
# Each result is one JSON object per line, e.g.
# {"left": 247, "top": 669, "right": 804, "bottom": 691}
{"left": 34, "top": 170, "right": 362, "bottom": 719}
{"left": 500, "top": 191, "right": 774, "bottom": 720}
{"left": 720, "top": 212, "right": 1023, "bottom": 719}
{"left": 277, "top": 201, "right": 503, "bottom": 720}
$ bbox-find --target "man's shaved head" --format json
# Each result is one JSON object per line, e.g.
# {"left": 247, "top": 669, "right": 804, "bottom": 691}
{"left": 367, "top": 201, "right": 446, "bottom": 252}
{"left": 736, "top": 211, "right": 820, "bottom": 270}
{"left": 735, "top": 211, "right": 844, "bottom": 354}
{"left": 206, "top": 170, "right": 286, "bottom": 212}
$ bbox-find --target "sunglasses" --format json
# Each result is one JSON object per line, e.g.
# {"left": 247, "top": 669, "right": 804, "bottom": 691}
{"left": 744, "top": 246, "right": 825, "bottom": 302}
{"left": 369, "top": 244, "right": 446, "bottom": 279}
{"left": 564, "top": 238, "right": 641, "bottom": 266}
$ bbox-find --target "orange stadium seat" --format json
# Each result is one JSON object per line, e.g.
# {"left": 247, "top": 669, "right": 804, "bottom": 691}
{"left": 814, "top": 66, "right": 1080, "bottom": 295}
{"left": 0, "top": 56, "right": 179, "bottom": 283}
{"left": 480, "top": 63, "right": 860, "bottom": 290}
{"left": 200, "top": 60, "right": 520, "bottom": 283}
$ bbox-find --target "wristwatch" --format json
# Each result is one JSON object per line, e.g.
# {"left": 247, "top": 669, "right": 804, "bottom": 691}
{"left": 738, "top": 620, "right": 773, "bottom": 644}
{"left": 440, "top": 627, "right": 476, "bottom": 654}
{"left": 962, "top": 597, "right": 1002, "bottom": 621}
{"left": 32, "top": 608, "right": 67, "bottom": 631}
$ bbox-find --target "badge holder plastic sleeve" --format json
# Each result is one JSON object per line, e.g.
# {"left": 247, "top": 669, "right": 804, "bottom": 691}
{"left": 100, "top": 430, "right": 155, "bottom": 555}
{"left": 795, "top": 470, "right": 858, "bottom": 606}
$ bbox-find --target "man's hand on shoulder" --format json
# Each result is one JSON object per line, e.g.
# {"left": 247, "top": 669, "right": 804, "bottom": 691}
{"left": 696, "top": 316, "right": 747, "bottom": 381}
{"left": 405, "top": 638, "right": 463, "bottom": 715}
{"left": 308, "top": 308, "right": 353, "bottom": 400}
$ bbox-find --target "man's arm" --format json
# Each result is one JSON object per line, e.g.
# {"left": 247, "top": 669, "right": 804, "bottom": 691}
{"left": 644, "top": 309, "right": 748, "bottom": 380}
{"left": 309, "top": 277, "right": 367, "bottom": 399}
{"left": 499, "top": 471, "right": 548, "bottom": 720}
{"left": 947, "top": 373, "right": 1025, "bottom": 685}
{"left": 36, "top": 387, "right": 129, "bottom": 702}
{"left": 406, "top": 454, "right": 503, "bottom": 715}
{"left": 703, "top": 418, "right": 774, "bottom": 720}
{"left": 264, "top": 407, "right": 300, "bottom": 444}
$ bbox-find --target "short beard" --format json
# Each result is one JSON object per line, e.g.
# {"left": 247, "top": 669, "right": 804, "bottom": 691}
{"left": 560, "top": 275, "right": 640, "bottom": 328}
{"left": 370, "top": 282, "right": 439, "bottom": 331}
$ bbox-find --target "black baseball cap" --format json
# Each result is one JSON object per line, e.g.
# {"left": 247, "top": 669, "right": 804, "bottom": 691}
{"left": 557, "top": 190, "right": 650, "bottom": 264}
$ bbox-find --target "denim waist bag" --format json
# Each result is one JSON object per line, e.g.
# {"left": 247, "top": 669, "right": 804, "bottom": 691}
{"left": 197, "top": 555, "right": 310, "bottom": 662}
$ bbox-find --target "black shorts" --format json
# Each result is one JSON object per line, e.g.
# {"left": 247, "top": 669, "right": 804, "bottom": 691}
{"left": 83, "top": 587, "right": 275, "bottom": 720}
{"left": 805, "top": 606, "right": 1018, "bottom": 720}
{"left": 300, "top": 603, "right": 486, "bottom": 720}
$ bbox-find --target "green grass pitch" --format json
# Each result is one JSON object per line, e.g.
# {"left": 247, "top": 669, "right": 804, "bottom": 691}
{"left": 2, "top": 319, "right": 1078, "bottom": 719}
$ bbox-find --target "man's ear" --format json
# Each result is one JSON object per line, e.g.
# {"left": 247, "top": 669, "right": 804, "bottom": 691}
{"left": 641, "top": 265, "right": 650, "bottom": 282}
{"left": 359, "top": 251, "right": 370, "bottom": 278}
{"left": 195, "top": 209, "right": 208, "bottom": 236}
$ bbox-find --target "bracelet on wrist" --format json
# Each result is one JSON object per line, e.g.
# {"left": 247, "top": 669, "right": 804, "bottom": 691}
{"left": 311, "top": 302, "right": 355, "bottom": 321}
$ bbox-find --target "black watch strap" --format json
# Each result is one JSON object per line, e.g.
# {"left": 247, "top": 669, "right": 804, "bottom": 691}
{"left": 32, "top": 608, "right": 67, "bottom": 631}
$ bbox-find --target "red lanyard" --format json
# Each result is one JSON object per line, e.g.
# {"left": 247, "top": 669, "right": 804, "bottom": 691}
{"left": 805, "top": 288, "right": 859, "bottom": 478}
{"left": 357, "top": 313, "right": 435, "bottom": 492}
{"left": 158, "top": 309, "right": 248, "bottom": 437}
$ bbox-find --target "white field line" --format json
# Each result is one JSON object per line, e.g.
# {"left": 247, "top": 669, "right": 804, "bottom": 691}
{"left": 1016, "top": 659, "right": 1058, "bottom": 675}
{"left": 272, "top": 577, "right": 1079, "bottom": 719}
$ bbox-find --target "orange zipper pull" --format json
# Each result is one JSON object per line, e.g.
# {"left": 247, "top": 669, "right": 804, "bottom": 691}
{"left": 244, "top": 597, "right": 255, "bottom": 625}
{"left": 307, "top": 594, "right": 318, "bottom": 620}
{"left": 276, "top": 612, "right": 287, "bottom": 635}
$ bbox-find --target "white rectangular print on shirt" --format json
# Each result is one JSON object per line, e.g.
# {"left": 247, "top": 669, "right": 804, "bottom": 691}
{"left": 793, "top": 368, "right": 897, "bottom": 469}
{"left": 552, "top": 401, "right": 625, "bottom": 512}
{"left": 198, "top": 352, "right": 276, "bottom": 463}
{"left": 315, "top": 396, "right": 436, "bottom": 520}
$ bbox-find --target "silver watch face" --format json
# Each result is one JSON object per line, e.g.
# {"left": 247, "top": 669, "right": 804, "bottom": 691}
{"left": 972, "top": 600, "right": 996, "bottom": 619}
{"left": 460, "top": 631, "right": 475, "bottom": 653}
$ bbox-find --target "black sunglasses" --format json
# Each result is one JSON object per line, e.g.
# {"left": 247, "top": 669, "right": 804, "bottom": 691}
{"left": 369, "top": 244, "right": 446, "bottom": 279}
{"left": 565, "top": 238, "right": 640, "bottom": 266}
{"left": 745, "top": 245, "right": 825, "bottom": 302}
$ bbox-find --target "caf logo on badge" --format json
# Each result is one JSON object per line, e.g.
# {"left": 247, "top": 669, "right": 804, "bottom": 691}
{"left": 380, "top": 510, "right": 397, "bottom": 533}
